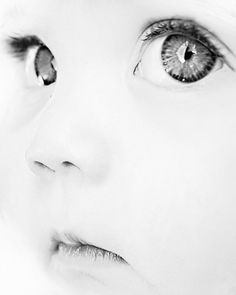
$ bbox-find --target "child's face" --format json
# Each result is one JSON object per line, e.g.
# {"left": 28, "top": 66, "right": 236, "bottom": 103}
{"left": 0, "top": 0, "right": 236, "bottom": 294}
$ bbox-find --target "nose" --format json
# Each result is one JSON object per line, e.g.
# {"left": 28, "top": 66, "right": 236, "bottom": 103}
{"left": 25, "top": 96, "right": 110, "bottom": 184}
{"left": 26, "top": 142, "right": 81, "bottom": 178}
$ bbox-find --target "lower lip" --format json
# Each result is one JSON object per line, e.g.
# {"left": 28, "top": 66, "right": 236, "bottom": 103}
{"left": 50, "top": 242, "right": 127, "bottom": 273}
{"left": 58, "top": 242, "right": 113, "bottom": 264}
{"left": 53, "top": 238, "right": 127, "bottom": 264}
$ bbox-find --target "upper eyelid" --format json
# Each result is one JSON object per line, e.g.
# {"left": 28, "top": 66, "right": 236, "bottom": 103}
{"left": 142, "top": 18, "right": 225, "bottom": 51}
{"left": 138, "top": 17, "right": 236, "bottom": 71}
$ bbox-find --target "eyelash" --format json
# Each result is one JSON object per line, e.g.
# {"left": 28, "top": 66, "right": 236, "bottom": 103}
{"left": 6, "top": 19, "right": 231, "bottom": 64}
{"left": 7, "top": 19, "right": 225, "bottom": 59}
{"left": 143, "top": 19, "right": 220, "bottom": 49}
{"left": 7, "top": 35, "right": 42, "bottom": 60}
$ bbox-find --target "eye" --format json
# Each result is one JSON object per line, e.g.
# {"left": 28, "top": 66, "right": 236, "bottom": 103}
{"left": 161, "top": 34, "right": 216, "bottom": 82}
{"left": 134, "top": 18, "right": 234, "bottom": 88}
{"left": 26, "top": 45, "right": 57, "bottom": 87}
{"left": 7, "top": 35, "right": 57, "bottom": 87}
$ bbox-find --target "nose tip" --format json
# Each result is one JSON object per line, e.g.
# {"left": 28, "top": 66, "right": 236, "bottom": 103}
{"left": 25, "top": 128, "right": 110, "bottom": 184}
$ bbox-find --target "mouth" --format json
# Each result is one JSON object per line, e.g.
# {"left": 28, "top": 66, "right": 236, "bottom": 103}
{"left": 51, "top": 232, "right": 128, "bottom": 266}
{"left": 49, "top": 233, "right": 154, "bottom": 294}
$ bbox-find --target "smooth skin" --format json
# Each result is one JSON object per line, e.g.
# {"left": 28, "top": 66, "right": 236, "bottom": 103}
{"left": 0, "top": 0, "right": 236, "bottom": 294}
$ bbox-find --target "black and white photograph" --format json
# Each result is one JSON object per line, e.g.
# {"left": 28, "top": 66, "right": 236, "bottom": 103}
{"left": 0, "top": 0, "right": 236, "bottom": 294}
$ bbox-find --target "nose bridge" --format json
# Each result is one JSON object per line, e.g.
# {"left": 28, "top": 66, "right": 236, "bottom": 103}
{"left": 25, "top": 70, "right": 115, "bottom": 182}
{"left": 54, "top": 57, "right": 125, "bottom": 132}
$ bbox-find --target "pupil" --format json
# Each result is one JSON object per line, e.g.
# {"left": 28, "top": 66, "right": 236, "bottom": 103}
{"left": 184, "top": 47, "right": 194, "bottom": 61}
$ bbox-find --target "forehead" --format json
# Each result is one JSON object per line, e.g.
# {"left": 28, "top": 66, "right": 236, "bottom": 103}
{"left": 0, "top": 0, "right": 236, "bottom": 53}
{"left": 1, "top": 0, "right": 236, "bottom": 24}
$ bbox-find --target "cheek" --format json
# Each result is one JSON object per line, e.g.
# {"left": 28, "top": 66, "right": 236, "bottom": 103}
{"left": 126, "top": 84, "right": 236, "bottom": 225}
{"left": 118, "top": 81, "right": 236, "bottom": 281}
{"left": 0, "top": 57, "right": 19, "bottom": 125}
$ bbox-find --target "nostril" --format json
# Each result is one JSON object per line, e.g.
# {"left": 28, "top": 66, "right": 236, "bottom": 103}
{"left": 34, "top": 161, "right": 56, "bottom": 173}
{"left": 62, "top": 161, "right": 73, "bottom": 167}
{"left": 62, "top": 161, "right": 79, "bottom": 169}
